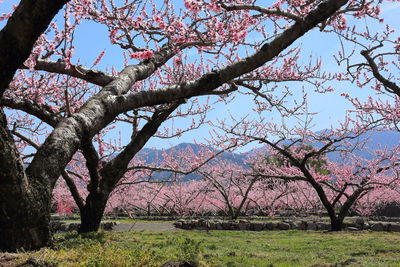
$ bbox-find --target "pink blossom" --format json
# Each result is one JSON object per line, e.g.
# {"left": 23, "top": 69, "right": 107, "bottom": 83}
{"left": 130, "top": 50, "right": 154, "bottom": 60}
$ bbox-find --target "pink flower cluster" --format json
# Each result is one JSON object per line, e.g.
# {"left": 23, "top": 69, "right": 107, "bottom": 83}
{"left": 0, "top": 12, "right": 11, "bottom": 22}
{"left": 184, "top": 0, "right": 203, "bottom": 13}
{"left": 130, "top": 50, "right": 155, "bottom": 60}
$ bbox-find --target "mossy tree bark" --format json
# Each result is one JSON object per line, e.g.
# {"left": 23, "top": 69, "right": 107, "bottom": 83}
{"left": 0, "top": 108, "right": 52, "bottom": 251}
{"left": 0, "top": 0, "right": 69, "bottom": 251}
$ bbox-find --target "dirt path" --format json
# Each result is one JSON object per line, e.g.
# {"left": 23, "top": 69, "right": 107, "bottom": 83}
{"left": 113, "top": 222, "right": 179, "bottom": 231}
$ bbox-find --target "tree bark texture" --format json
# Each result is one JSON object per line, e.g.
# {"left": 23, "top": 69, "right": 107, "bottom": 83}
{"left": 0, "top": 0, "right": 69, "bottom": 251}
{"left": 0, "top": 108, "right": 51, "bottom": 251}
{"left": 78, "top": 191, "right": 108, "bottom": 233}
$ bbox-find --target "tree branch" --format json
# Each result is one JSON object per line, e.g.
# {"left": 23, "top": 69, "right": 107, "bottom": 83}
{"left": 360, "top": 49, "right": 400, "bottom": 97}
{"left": 0, "top": 0, "right": 70, "bottom": 96}
{"left": 27, "top": 0, "right": 350, "bottom": 189}
{"left": 100, "top": 101, "right": 182, "bottom": 192}
{"left": 25, "top": 60, "right": 114, "bottom": 87}
{"left": 0, "top": 98, "right": 60, "bottom": 127}
{"left": 61, "top": 170, "right": 85, "bottom": 211}
{"left": 80, "top": 138, "right": 101, "bottom": 193}
{"left": 220, "top": 3, "right": 302, "bottom": 22}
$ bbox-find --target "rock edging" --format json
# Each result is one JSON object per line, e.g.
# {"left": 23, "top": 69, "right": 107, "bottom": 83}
{"left": 173, "top": 219, "right": 400, "bottom": 232}
{"left": 50, "top": 221, "right": 117, "bottom": 233}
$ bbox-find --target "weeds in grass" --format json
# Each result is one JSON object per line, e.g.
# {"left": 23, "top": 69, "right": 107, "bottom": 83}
{"left": 10, "top": 230, "right": 400, "bottom": 266}
{"left": 170, "top": 237, "right": 204, "bottom": 265}
{"left": 51, "top": 231, "right": 105, "bottom": 250}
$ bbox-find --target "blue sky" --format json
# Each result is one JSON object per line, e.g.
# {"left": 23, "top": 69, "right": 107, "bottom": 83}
{"left": 1, "top": 1, "right": 400, "bottom": 152}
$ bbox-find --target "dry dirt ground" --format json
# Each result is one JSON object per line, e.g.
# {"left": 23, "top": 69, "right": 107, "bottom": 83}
{"left": 113, "top": 222, "right": 178, "bottom": 231}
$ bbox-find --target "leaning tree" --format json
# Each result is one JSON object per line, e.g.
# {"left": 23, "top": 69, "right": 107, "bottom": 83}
{"left": 0, "top": 0, "right": 391, "bottom": 251}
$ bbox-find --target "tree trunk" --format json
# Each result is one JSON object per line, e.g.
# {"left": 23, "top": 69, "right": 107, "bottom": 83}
{"left": 228, "top": 206, "right": 239, "bottom": 220}
{"left": 0, "top": 191, "right": 51, "bottom": 251}
{"left": 0, "top": 0, "right": 69, "bottom": 251}
{"left": 147, "top": 202, "right": 151, "bottom": 216}
{"left": 0, "top": 108, "right": 51, "bottom": 251}
{"left": 78, "top": 191, "right": 108, "bottom": 233}
{"left": 322, "top": 202, "right": 344, "bottom": 231}
{"left": 330, "top": 217, "right": 344, "bottom": 231}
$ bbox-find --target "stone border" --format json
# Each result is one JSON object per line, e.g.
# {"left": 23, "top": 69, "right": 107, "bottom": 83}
{"left": 173, "top": 219, "right": 400, "bottom": 232}
{"left": 50, "top": 221, "right": 117, "bottom": 233}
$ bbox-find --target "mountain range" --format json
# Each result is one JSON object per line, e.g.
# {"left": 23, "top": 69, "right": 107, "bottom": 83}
{"left": 136, "top": 130, "right": 400, "bottom": 181}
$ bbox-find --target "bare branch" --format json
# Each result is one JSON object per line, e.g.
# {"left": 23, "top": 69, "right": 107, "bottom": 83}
{"left": 361, "top": 49, "right": 400, "bottom": 97}
{"left": 24, "top": 60, "right": 115, "bottom": 87}
{"left": 61, "top": 170, "right": 85, "bottom": 210}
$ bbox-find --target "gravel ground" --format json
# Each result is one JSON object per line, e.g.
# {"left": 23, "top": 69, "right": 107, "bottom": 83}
{"left": 113, "top": 222, "right": 179, "bottom": 231}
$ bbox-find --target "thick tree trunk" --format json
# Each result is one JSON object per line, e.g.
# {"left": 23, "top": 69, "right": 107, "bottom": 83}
{"left": 327, "top": 210, "right": 344, "bottom": 231}
{"left": 325, "top": 208, "right": 344, "bottom": 231}
{"left": 0, "top": 0, "right": 68, "bottom": 252}
{"left": 0, "top": 193, "right": 51, "bottom": 251}
{"left": 0, "top": 108, "right": 51, "bottom": 251}
{"left": 78, "top": 191, "right": 108, "bottom": 233}
{"left": 330, "top": 217, "right": 344, "bottom": 231}
{"left": 227, "top": 206, "right": 238, "bottom": 220}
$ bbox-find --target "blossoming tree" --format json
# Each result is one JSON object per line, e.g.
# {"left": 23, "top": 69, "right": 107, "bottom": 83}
{"left": 0, "top": 0, "right": 393, "bottom": 251}
{"left": 221, "top": 117, "right": 400, "bottom": 230}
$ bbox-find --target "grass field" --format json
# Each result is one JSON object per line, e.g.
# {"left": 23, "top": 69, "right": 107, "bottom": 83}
{"left": 9, "top": 230, "right": 400, "bottom": 267}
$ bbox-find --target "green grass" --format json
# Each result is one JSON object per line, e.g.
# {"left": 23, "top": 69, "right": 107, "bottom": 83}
{"left": 15, "top": 230, "right": 400, "bottom": 266}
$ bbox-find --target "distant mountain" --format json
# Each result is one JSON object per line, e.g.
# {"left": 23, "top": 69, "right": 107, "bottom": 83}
{"left": 323, "top": 129, "right": 400, "bottom": 161}
{"left": 278, "top": 129, "right": 400, "bottom": 161}
{"left": 136, "top": 130, "right": 399, "bottom": 181}
{"left": 139, "top": 142, "right": 246, "bottom": 164}
{"left": 137, "top": 143, "right": 247, "bottom": 181}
